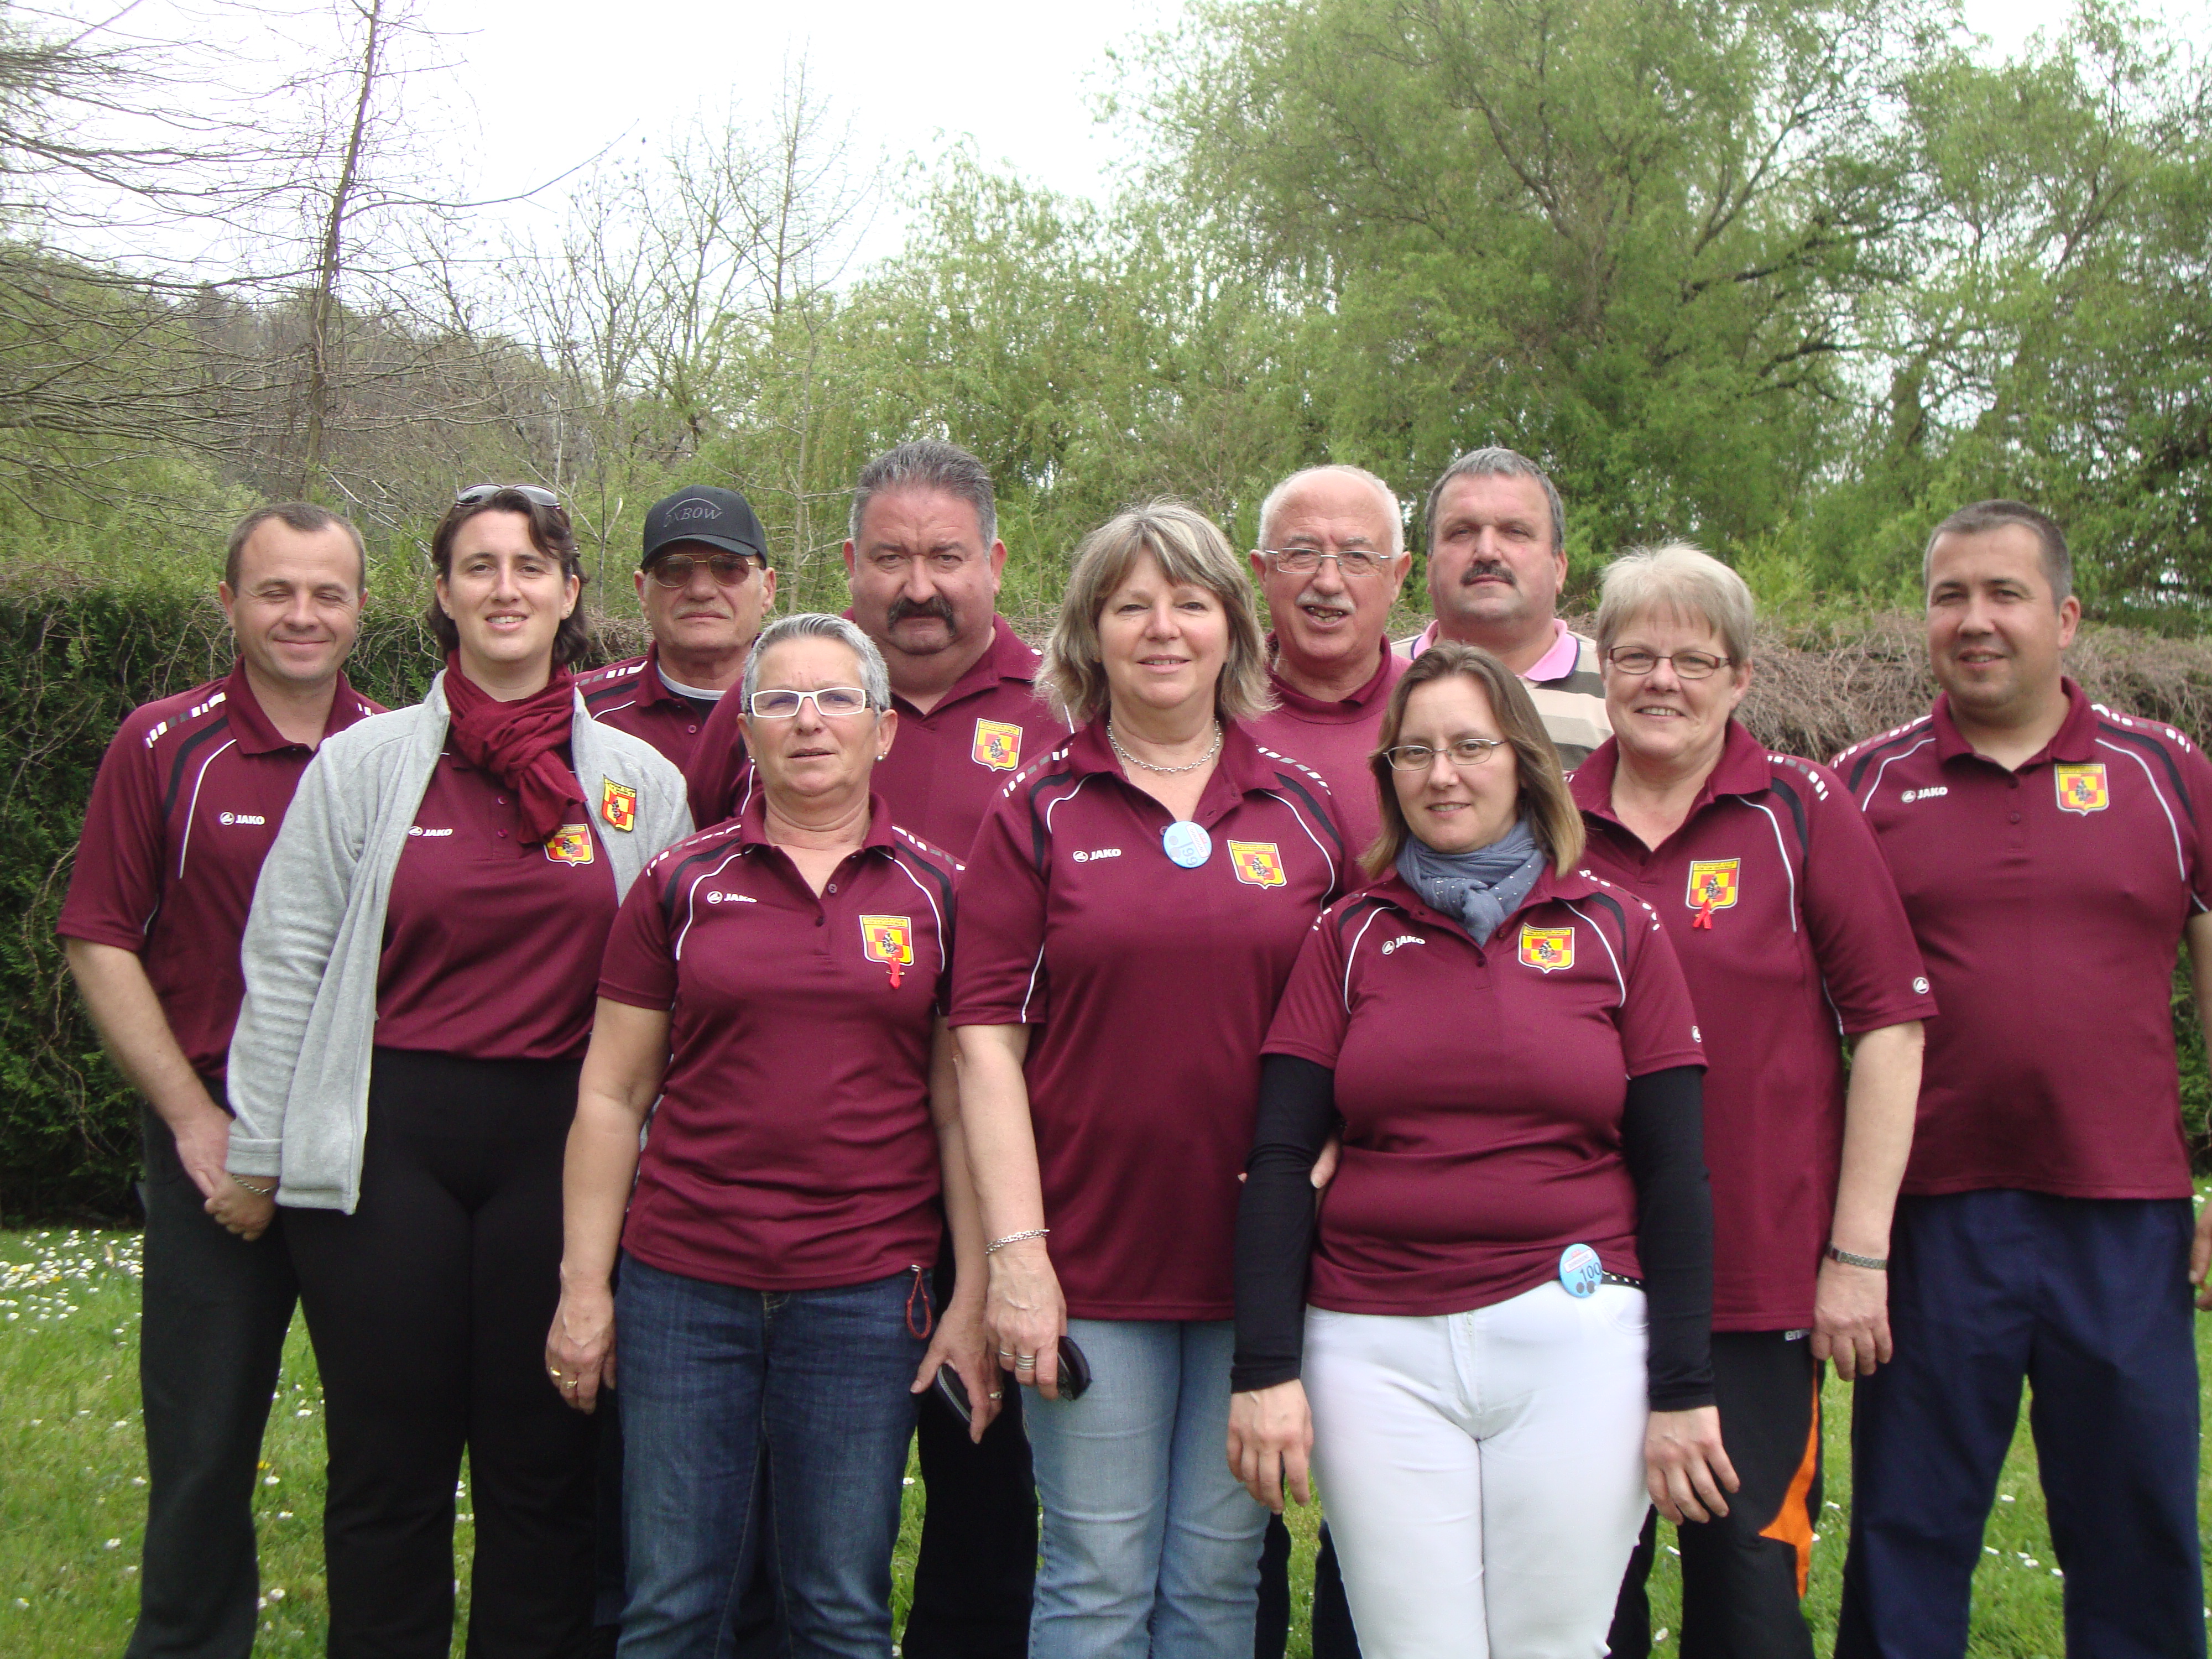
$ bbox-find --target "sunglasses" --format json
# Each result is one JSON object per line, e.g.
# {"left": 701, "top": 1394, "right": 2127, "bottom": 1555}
{"left": 456, "top": 483, "right": 562, "bottom": 510}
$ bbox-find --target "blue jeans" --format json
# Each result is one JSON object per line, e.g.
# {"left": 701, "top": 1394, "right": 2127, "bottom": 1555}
{"left": 614, "top": 1254, "right": 928, "bottom": 1659}
{"left": 1024, "top": 1318, "right": 1270, "bottom": 1659}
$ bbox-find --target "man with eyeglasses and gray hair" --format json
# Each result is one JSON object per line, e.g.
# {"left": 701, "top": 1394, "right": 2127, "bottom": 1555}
{"left": 1397, "top": 446, "right": 1610, "bottom": 768}
{"left": 576, "top": 486, "right": 778, "bottom": 770}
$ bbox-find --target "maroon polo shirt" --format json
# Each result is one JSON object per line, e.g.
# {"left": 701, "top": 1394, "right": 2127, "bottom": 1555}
{"left": 1245, "top": 640, "right": 1405, "bottom": 859}
{"left": 950, "top": 719, "right": 1347, "bottom": 1319}
{"left": 1262, "top": 867, "right": 1705, "bottom": 1317}
{"left": 1572, "top": 722, "right": 1938, "bottom": 1329}
{"left": 601, "top": 795, "right": 961, "bottom": 1290}
{"left": 576, "top": 645, "right": 720, "bottom": 770}
{"left": 374, "top": 747, "right": 619, "bottom": 1061}
{"left": 686, "top": 614, "right": 1069, "bottom": 854}
{"left": 1837, "top": 680, "right": 2212, "bottom": 1199}
{"left": 58, "top": 662, "right": 384, "bottom": 1079}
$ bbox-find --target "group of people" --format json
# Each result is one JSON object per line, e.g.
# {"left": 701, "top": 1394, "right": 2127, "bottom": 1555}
{"left": 58, "top": 437, "right": 2212, "bottom": 1659}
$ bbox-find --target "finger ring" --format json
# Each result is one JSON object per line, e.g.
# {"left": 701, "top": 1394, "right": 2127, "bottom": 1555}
{"left": 1015, "top": 1354, "right": 1036, "bottom": 1367}
{"left": 988, "top": 1390, "right": 1004, "bottom": 1400}
{"left": 997, "top": 1349, "right": 1014, "bottom": 1359}
{"left": 548, "top": 1369, "right": 563, "bottom": 1380}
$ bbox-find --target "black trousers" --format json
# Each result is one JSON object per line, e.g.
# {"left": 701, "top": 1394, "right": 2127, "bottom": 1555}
{"left": 286, "top": 1049, "right": 598, "bottom": 1659}
{"left": 128, "top": 1094, "right": 299, "bottom": 1659}
{"left": 1609, "top": 1331, "right": 1822, "bottom": 1659}
{"left": 901, "top": 1236, "right": 1037, "bottom": 1659}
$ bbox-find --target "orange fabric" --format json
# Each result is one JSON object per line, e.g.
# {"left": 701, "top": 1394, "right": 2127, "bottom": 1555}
{"left": 1758, "top": 1378, "right": 1823, "bottom": 1598}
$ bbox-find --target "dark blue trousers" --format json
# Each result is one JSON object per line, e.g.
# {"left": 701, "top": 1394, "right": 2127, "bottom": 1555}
{"left": 1837, "top": 1190, "right": 2204, "bottom": 1659}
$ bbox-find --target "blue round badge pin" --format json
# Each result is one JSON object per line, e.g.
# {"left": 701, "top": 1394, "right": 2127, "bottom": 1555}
{"left": 1558, "top": 1243, "right": 1604, "bottom": 1299}
{"left": 1162, "top": 820, "right": 1213, "bottom": 869}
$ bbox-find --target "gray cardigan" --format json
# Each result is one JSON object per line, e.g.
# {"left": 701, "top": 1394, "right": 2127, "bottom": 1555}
{"left": 225, "top": 671, "right": 692, "bottom": 1211}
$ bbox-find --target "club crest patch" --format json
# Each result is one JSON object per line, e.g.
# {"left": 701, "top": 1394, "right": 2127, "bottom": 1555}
{"left": 1686, "top": 858, "right": 1740, "bottom": 929}
{"left": 544, "top": 823, "right": 596, "bottom": 865}
{"left": 600, "top": 778, "right": 638, "bottom": 833}
{"left": 1228, "top": 840, "right": 1286, "bottom": 888}
{"left": 2055, "top": 763, "right": 2109, "bottom": 815}
{"left": 862, "top": 914, "right": 915, "bottom": 989}
{"left": 972, "top": 719, "right": 1024, "bottom": 771}
{"left": 1519, "top": 924, "right": 1575, "bottom": 973}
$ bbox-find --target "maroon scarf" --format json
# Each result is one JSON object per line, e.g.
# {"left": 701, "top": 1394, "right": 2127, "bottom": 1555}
{"left": 441, "top": 655, "right": 587, "bottom": 844}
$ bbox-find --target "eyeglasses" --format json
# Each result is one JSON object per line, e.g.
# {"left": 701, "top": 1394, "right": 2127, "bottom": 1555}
{"left": 1604, "top": 647, "right": 1732, "bottom": 680}
{"left": 1260, "top": 547, "right": 1399, "bottom": 578}
{"left": 745, "top": 686, "right": 874, "bottom": 719}
{"left": 647, "top": 551, "right": 764, "bottom": 588}
{"left": 457, "top": 483, "right": 562, "bottom": 510}
{"left": 1383, "top": 737, "right": 1509, "bottom": 771}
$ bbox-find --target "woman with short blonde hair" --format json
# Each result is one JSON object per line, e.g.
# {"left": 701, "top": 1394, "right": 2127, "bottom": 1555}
{"left": 955, "top": 501, "right": 1344, "bottom": 1657}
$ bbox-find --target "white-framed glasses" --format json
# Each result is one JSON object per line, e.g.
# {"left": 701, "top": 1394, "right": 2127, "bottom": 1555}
{"left": 745, "top": 686, "right": 874, "bottom": 719}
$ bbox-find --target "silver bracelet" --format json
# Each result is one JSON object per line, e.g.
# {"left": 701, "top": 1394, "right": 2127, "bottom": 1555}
{"left": 987, "top": 1228, "right": 1050, "bottom": 1255}
{"left": 1827, "top": 1243, "right": 1888, "bottom": 1271}
{"left": 232, "top": 1174, "right": 276, "bottom": 1197}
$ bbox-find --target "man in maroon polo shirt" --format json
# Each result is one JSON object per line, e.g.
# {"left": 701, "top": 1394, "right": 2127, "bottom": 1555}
{"left": 58, "top": 503, "right": 380, "bottom": 1659}
{"left": 1246, "top": 465, "right": 1410, "bottom": 857}
{"left": 686, "top": 439, "right": 1063, "bottom": 1659}
{"left": 1396, "top": 447, "right": 1610, "bottom": 766}
{"left": 576, "top": 486, "right": 775, "bottom": 769}
{"left": 1834, "top": 500, "right": 2212, "bottom": 1659}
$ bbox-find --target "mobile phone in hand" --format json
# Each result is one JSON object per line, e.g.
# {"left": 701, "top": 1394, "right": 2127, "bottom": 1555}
{"left": 933, "top": 1363, "right": 972, "bottom": 1426}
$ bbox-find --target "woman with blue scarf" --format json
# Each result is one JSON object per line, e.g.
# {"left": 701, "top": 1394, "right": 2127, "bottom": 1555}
{"left": 1227, "top": 641, "right": 1729, "bottom": 1657}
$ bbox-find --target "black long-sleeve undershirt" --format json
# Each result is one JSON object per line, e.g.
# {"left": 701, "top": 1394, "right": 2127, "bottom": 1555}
{"left": 1230, "top": 1055, "right": 1716, "bottom": 1411}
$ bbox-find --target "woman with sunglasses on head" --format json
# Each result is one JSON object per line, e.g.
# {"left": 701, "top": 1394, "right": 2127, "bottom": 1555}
{"left": 546, "top": 613, "right": 995, "bottom": 1659}
{"left": 1228, "top": 641, "right": 1725, "bottom": 1658}
{"left": 215, "top": 485, "right": 691, "bottom": 1656}
{"left": 953, "top": 502, "right": 1345, "bottom": 1659}
{"left": 1568, "top": 546, "right": 1930, "bottom": 1659}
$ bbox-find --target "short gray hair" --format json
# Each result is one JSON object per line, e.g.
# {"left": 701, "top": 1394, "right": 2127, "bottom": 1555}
{"left": 1922, "top": 499, "right": 2072, "bottom": 606}
{"left": 849, "top": 440, "right": 998, "bottom": 550}
{"left": 1423, "top": 447, "right": 1565, "bottom": 556}
{"left": 741, "top": 613, "right": 892, "bottom": 712}
{"left": 1256, "top": 464, "right": 1406, "bottom": 558}
{"left": 1596, "top": 542, "right": 1755, "bottom": 667}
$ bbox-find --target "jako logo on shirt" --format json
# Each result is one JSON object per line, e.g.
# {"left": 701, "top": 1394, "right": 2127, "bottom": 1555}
{"left": 1072, "top": 848, "right": 1122, "bottom": 863}
{"left": 216, "top": 812, "right": 267, "bottom": 827}
{"left": 407, "top": 825, "right": 453, "bottom": 837}
{"left": 703, "top": 891, "right": 757, "bottom": 905}
{"left": 1899, "top": 786, "right": 1948, "bottom": 804}
{"left": 1379, "top": 935, "right": 1425, "bottom": 955}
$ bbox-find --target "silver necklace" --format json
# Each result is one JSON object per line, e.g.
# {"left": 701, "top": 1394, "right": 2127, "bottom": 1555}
{"left": 1108, "top": 718, "right": 1223, "bottom": 776}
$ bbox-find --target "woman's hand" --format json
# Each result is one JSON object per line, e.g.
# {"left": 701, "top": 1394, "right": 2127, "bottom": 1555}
{"left": 1812, "top": 1256, "right": 1893, "bottom": 1379}
{"left": 1227, "top": 1380, "right": 1314, "bottom": 1512}
{"left": 1645, "top": 1405, "right": 1739, "bottom": 1524}
{"left": 203, "top": 1177, "right": 275, "bottom": 1241}
{"left": 545, "top": 1279, "right": 617, "bottom": 1415}
{"left": 914, "top": 1291, "right": 1002, "bottom": 1442}
{"left": 985, "top": 1237, "right": 1068, "bottom": 1397}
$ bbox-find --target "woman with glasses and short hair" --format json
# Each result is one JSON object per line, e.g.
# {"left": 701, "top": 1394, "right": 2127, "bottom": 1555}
{"left": 546, "top": 612, "right": 997, "bottom": 1659}
{"left": 1569, "top": 545, "right": 1931, "bottom": 1659}
{"left": 1228, "top": 640, "right": 1725, "bottom": 1658}
{"left": 216, "top": 486, "right": 691, "bottom": 1654}
{"left": 953, "top": 501, "right": 1345, "bottom": 1658}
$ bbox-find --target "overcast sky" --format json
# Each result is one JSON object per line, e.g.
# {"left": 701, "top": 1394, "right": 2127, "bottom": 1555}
{"left": 24, "top": 0, "right": 2206, "bottom": 277}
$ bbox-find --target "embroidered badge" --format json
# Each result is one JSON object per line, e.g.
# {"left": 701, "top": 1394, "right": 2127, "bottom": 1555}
{"left": 1686, "top": 858, "right": 1740, "bottom": 930}
{"left": 1519, "top": 924, "right": 1575, "bottom": 973}
{"left": 545, "top": 823, "right": 596, "bottom": 865}
{"left": 862, "top": 914, "right": 915, "bottom": 989}
{"left": 601, "top": 778, "right": 638, "bottom": 833}
{"left": 1228, "top": 840, "right": 1286, "bottom": 888}
{"left": 972, "top": 719, "right": 1024, "bottom": 771}
{"left": 2054, "top": 763, "right": 2109, "bottom": 815}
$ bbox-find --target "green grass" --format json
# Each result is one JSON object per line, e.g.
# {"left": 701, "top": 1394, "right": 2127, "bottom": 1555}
{"left": 5, "top": 1226, "right": 2211, "bottom": 1656}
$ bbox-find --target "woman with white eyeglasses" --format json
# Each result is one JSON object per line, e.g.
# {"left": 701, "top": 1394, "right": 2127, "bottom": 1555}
{"left": 548, "top": 613, "right": 996, "bottom": 1658}
{"left": 1228, "top": 641, "right": 1725, "bottom": 1658}
{"left": 220, "top": 485, "right": 691, "bottom": 1655}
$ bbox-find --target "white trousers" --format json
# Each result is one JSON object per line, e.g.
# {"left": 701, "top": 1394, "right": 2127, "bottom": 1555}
{"left": 1305, "top": 1281, "right": 1652, "bottom": 1659}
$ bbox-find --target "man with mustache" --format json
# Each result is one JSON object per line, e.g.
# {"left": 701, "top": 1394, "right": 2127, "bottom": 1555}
{"left": 576, "top": 486, "right": 775, "bottom": 769}
{"left": 686, "top": 440, "right": 1066, "bottom": 1659}
{"left": 1397, "top": 446, "right": 1610, "bottom": 767}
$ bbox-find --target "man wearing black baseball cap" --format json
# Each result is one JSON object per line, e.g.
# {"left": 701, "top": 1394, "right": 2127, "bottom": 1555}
{"left": 576, "top": 486, "right": 776, "bottom": 769}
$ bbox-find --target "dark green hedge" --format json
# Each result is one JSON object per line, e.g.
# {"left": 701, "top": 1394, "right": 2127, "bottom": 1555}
{"left": 3, "top": 580, "right": 2209, "bottom": 1220}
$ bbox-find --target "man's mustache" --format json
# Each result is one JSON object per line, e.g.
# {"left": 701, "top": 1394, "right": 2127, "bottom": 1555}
{"left": 1459, "top": 561, "right": 1517, "bottom": 588}
{"left": 887, "top": 594, "right": 958, "bottom": 628}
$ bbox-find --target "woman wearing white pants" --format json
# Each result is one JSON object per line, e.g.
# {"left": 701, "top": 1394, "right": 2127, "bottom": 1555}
{"left": 1227, "top": 643, "right": 1736, "bottom": 1657}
